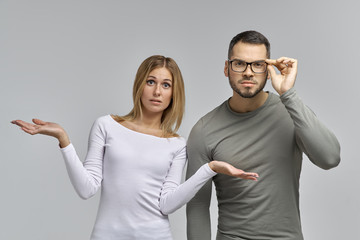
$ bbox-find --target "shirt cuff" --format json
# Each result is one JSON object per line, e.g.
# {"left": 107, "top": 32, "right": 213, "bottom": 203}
{"left": 59, "top": 143, "right": 74, "bottom": 153}
{"left": 280, "top": 87, "right": 296, "bottom": 100}
{"left": 203, "top": 163, "right": 218, "bottom": 177}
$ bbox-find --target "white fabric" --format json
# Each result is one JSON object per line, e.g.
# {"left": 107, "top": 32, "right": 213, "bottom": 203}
{"left": 60, "top": 115, "right": 216, "bottom": 240}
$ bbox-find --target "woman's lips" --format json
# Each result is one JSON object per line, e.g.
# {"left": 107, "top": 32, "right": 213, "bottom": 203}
{"left": 150, "top": 99, "right": 162, "bottom": 105}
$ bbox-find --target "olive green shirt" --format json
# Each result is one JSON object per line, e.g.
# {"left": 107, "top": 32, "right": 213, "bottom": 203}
{"left": 186, "top": 88, "right": 340, "bottom": 240}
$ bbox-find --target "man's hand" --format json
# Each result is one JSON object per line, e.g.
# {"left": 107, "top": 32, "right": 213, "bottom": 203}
{"left": 266, "top": 57, "right": 298, "bottom": 96}
{"left": 209, "top": 160, "right": 259, "bottom": 181}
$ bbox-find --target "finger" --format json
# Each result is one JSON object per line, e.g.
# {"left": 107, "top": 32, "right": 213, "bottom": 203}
{"left": 32, "top": 118, "right": 46, "bottom": 125}
{"left": 265, "top": 59, "right": 277, "bottom": 65}
{"left": 266, "top": 58, "right": 287, "bottom": 71}
{"left": 267, "top": 65, "right": 277, "bottom": 78}
{"left": 277, "top": 57, "right": 295, "bottom": 63}
{"left": 288, "top": 58, "right": 298, "bottom": 69}
{"left": 238, "top": 172, "right": 259, "bottom": 180}
{"left": 241, "top": 172, "right": 259, "bottom": 178}
{"left": 240, "top": 174, "right": 258, "bottom": 181}
{"left": 277, "top": 57, "right": 297, "bottom": 69}
{"left": 11, "top": 120, "right": 34, "bottom": 129}
{"left": 11, "top": 120, "right": 21, "bottom": 126}
{"left": 246, "top": 176, "right": 258, "bottom": 181}
{"left": 280, "top": 57, "right": 296, "bottom": 62}
{"left": 282, "top": 58, "right": 296, "bottom": 66}
{"left": 265, "top": 57, "right": 287, "bottom": 71}
{"left": 21, "top": 127, "right": 38, "bottom": 135}
{"left": 276, "top": 61, "right": 288, "bottom": 70}
{"left": 246, "top": 172, "right": 259, "bottom": 177}
{"left": 277, "top": 57, "right": 288, "bottom": 62}
{"left": 11, "top": 120, "right": 24, "bottom": 126}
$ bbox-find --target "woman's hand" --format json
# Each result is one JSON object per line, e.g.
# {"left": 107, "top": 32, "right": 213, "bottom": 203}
{"left": 11, "top": 119, "right": 70, "bottom": 148}
{"left": 208, "top": 160, "right": 259, "bottom": 181}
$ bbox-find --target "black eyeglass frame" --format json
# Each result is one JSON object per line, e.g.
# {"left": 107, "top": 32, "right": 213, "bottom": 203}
{"left": 228, "top": 59, "right": 268, "bottom": 74}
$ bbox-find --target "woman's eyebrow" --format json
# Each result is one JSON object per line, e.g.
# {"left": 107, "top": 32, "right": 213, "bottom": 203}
{"left": 147, "top": 75, "right": 172, "bottom": 82}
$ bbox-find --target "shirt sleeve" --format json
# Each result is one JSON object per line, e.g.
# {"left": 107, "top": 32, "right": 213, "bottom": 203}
{"left": 60, "top": 118, "right": 105, "bottom": 199}
{"left": 159, "top": 140, "right": 217, "bottom": 215}
{"left": 280, "top": 88, "right": 341, "bottom": 169}
{"left": 185, "top": 119, "right": 214, "bottom": 240}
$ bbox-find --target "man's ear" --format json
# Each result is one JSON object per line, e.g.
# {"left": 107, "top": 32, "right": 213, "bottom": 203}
{"left": 267, "top": 71, "right": 271, "bottom": 80}
{"left": 224, "top": 60, "right": 229, "bottom": 77}
{"left": 266, "top": 65, "right": 272, "bottom": 80}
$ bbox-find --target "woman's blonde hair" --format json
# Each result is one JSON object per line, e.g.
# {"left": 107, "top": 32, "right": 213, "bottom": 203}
{"left": 113, "top": 55, "right": 185, "bottom": 137}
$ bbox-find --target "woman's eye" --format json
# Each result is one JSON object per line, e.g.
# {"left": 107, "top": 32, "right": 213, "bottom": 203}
{"left": 163, "top": 83, "right": 171, "bottom": 88}
{"left": 147, "top": 80, "right": 155, "bottom": 85}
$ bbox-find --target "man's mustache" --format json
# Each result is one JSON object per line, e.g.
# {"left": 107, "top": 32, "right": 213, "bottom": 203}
{"left": 238, "top": 77, "right": 257, "bottom": 83}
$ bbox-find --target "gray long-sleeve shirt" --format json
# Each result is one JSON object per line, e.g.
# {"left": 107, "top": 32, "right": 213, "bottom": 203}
{"left": 186, "top": 88, "right": 340, "bottom": 240}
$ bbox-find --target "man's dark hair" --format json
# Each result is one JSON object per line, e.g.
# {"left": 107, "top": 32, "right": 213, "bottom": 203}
{"left": 228, "top": 30, "right": 270, "bottom": 59}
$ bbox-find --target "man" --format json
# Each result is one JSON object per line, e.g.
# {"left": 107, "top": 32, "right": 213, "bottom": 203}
{"left": 186, "top": 30, "right": 340, "bottom": 240}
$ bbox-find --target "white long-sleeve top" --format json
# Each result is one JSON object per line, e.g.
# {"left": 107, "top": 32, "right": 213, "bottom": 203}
{"left": 60, "top": 115, "right": 216, "bottom": 240}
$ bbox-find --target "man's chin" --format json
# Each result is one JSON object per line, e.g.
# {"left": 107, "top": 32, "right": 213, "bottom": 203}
{"left": 236, "top": 90, "right": 259, "bottom": 98}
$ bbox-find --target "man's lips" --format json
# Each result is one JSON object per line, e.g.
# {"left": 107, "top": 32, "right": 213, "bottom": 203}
{"left": 240, "top": 81, "right": 256, "bottom": 87}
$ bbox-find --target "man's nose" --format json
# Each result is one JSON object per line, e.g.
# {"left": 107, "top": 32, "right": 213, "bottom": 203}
{"left": 243, "top": 64, "right": 254, "bottom": 77}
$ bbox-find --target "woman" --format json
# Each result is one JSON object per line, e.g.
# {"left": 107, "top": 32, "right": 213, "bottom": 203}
{"left": 11, "top": 55, "right": 258, "bottom": 240}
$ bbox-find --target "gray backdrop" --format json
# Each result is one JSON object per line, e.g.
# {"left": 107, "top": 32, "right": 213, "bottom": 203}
{"left": 1, "top": 0, "right": 359, "bottom": 239}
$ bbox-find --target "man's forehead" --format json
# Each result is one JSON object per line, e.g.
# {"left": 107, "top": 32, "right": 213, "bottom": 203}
{"left": 231, "top": 42, "right": 267, "bottom": 60}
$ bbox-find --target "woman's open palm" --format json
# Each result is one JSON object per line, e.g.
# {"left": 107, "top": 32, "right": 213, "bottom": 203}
{"left": 210, "top": 160, "right": 259, "bottom": 181}
{"left": 11, "top": 119, "right": 70, "bottom": 147}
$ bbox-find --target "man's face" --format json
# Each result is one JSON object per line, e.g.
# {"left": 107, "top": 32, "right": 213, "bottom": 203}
{"left": 224, "top": 42, "right": 269, "bottom": 98}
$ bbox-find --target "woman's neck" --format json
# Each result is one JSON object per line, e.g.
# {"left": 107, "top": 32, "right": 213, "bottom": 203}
{"left": 134, "top": 110, "right": 162, "bottom": 130}
{"left": 119, "top": 111, "right": 164, "bottom": 137}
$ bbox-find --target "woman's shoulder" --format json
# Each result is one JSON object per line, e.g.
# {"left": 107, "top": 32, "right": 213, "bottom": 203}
{"left": 94, "top": 114, "right": 112, "bottom": 123}
{"left": 90, "top": 115, "right": 115, "bottom": 129}
{"left": 169, "top": 135, "right": 186, "bottom": 147}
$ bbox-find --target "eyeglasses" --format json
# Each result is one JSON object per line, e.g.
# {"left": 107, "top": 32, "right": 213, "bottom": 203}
{"left": 228, "top": 59, "right": 267, "bottom": 74}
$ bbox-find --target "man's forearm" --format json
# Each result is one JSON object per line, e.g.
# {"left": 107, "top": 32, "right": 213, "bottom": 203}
{"left": 281, "top": 88, "right": 341, "bottom": 169}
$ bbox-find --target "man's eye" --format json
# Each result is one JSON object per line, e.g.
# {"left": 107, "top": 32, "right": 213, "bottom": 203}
{"left": 234, "top": 61, "right": 245, "bottom": 66}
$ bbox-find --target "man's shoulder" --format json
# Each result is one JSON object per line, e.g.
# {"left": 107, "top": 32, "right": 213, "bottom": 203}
{"left": 190, "top": 100, "right": 228, "bottom": 135}
{"left": 199, "top": 100, "right": 228, "bottom": 122}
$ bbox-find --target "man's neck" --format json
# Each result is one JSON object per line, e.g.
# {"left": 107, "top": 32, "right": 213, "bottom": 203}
{"left": 228, "top": 91, "right": 269, "bottom": 113}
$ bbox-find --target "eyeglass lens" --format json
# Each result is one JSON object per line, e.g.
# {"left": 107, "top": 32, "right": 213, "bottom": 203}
{"left": 231, "top": 60, "right": 267, "bottom": 73}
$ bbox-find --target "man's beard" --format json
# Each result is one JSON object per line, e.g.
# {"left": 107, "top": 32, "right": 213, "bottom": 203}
{"left": 229, "top": 75, "right": 267, "bottom": 98}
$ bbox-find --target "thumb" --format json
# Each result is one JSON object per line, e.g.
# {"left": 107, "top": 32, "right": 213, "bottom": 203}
{"left": 267, "top": 65, "right": 277, "bottom": 79}
{"left": 32, "top": 118, "right": 46, "bottom": 125}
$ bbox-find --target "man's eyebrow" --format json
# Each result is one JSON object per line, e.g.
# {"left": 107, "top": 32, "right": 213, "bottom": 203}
{"left": 231, "top": 59, "right": 266, "bottom": 62}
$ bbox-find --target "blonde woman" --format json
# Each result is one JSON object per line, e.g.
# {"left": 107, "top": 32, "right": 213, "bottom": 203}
{"left": 11, "top": 55, "right": 258, "bottom": 240}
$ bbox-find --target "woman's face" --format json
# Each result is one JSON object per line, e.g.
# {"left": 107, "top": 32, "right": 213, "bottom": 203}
{"left": 141, "top": 67, "right": 173, "bottom": 116}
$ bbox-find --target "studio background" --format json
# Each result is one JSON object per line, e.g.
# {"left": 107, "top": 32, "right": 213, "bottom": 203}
{"left": 1, "top": 0, "right": 359, "bottom": 239}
